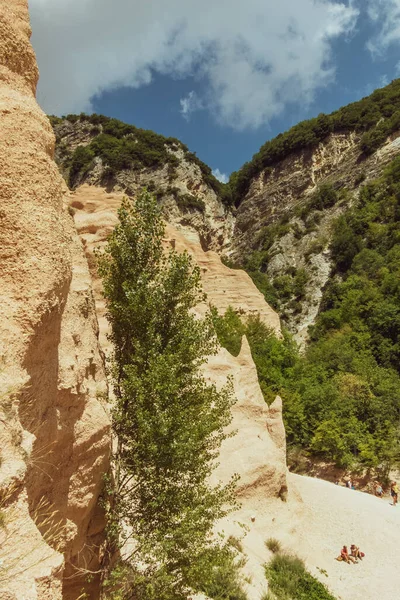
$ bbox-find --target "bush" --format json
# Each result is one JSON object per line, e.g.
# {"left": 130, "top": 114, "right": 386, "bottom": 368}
{"left": 308, "top": 184, "right": 338, "bottom": 211}
{"left": 69, "top": 145, "right": 94, "bottom": 187}
{"left": 265, "top": 553, "right": 337, "bottom": 600}
{"left": 175, "top": 193, "right": 206, "bottom": 212}
{"left": 265, "top": 538, "right": 281, "bottom": 553}
{"left": 228, "top": 535, "right": 244, "bottom": 553}
{"left": 199, "top": 552, "right": 248, "bottom": 600}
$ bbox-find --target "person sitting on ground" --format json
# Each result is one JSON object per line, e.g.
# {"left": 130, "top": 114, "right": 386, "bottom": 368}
{"left": 339, "top": 545, "right": 356, "bottom": 563}
{"left": 375, "top": 482, "right": 383, "bottom": 497}
{"left": 350, "top": 544, "right": 365, "bottom": 560}
{"left": 390, "top": 481, "right": 398, "bottom": 506}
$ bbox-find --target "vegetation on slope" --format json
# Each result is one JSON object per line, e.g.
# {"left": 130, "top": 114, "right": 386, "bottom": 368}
{"left": 213, "top": 157, "right": 400, "bottom": 475}
{"left": 229, "top": 78, "right": 400, "bottom": 205}
{"left": 232, "top": 183, "right": 346, "bottom": 315}
{"left": 50, "top": 113, "right": 233, "bottom": 205}
{"left": 264, "top": 553, "right": 336, "bottom": 600}
{"left": 98, "top": 191, "right": 245, "bottom": 600}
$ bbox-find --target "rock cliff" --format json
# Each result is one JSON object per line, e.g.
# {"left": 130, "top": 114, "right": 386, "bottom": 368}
{"left": 68, "top": 184, "right": 287, "bottom": 599}
{"left": 0, "top": 2, "right": 110, "bottom": 598}
{"left": 232, "top": 129, "right": 400, "bottom": 343}
{"left": 52, "top": 116, "right": 235, "bottom": 253}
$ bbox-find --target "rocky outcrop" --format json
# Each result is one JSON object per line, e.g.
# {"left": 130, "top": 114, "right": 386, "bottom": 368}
{"left": 69, "top": 185, "right": 281, "bottom": 340}
{"left": 233, "top": 130, "right": 400, "bottom": 253}
{"left": 53, "top": 118, "right": 235, "bottom": 253}
{"left": 0, "top": 2, "right": 110, "bottom": 598}
{"left": 232, "top": 130, "right": 400, "bottom": 344}
{"left": 69, "top": 184, "right": 287, "bottom": 600}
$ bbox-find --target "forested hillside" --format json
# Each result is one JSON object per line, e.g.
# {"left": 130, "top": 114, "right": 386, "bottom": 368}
{"left": 214, "top": 157, "right": 400, "bottom": 476}
{"left": 50, "top": 113, "right": 232, "bottom": 205}
{"left": 229, "top": 78, "right": 400, "bottom": 205}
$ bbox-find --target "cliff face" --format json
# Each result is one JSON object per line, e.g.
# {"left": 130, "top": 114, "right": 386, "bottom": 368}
{"left": 68, "top": 185, "right": 287, "bottom": 599}
{"left": 0, "top": 2, "right": 110, "bottom": 598}
{"left": 232, "top": 129, "right": 400, "bottom": 343}
{"left": 53, "top": 117, "right": 235, "bottom": 253}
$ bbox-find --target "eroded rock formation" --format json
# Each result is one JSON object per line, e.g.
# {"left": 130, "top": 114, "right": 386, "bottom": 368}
{"left": 69, "top": 184, "right": 287, "bottom": 600}
{"left": 0, "top": 2, "right": 110, "bottom": 598}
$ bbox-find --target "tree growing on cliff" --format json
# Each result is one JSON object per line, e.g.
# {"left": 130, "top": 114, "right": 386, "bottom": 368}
{"left": 98, "top": 191, "right": 241, "bottom": 599}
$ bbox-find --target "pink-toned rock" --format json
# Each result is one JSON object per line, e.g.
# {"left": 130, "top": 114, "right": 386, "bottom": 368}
{"left": 0, "top": 2, "right": 110, "bottom": 598}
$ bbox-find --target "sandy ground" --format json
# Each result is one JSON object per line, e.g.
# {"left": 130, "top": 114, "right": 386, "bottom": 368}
{"left": 223, "top": 473, "right": 400, "bottom": 600}
{"left": 290, "top": 474, "right": 400, "bottom": 600}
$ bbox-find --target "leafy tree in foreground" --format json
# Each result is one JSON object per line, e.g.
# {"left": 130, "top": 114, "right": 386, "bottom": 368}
{"left": 98, "top": 191, "right": 240, "bottom": 599}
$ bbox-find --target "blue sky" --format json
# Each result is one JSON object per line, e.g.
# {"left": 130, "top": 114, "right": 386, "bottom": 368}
{"left": 30, "top": 0, "right": 400, "bottom": 181}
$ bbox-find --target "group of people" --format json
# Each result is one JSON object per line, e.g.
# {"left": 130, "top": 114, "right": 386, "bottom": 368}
{"left": 373, "top": 480, "right": 398, "bottom": 505}
{"left": 338, "top": 545, "right": 365, "bottom": 564}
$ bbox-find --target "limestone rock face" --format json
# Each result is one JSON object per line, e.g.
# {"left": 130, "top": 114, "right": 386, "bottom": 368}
{"left": 0, "top": 2, "right": 110, "bottom": 598}
{"left": 234, "top": 130, "right": 400, "bottom": 253}
{"left": 232, "top": 130, "right": 400, "bottom": 344}
{"left": 53, "top": 119, "right": 235, "bottom": 253}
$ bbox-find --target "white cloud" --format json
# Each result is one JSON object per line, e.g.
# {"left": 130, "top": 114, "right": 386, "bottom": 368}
{"left": 212, "top": 169, "right": 229, "bottom": 184}
{"left": 29, "top": 0, "right": 359, "bottom": 130}
{"left": 366, "top": 0, "right": 400, "bottom": 54}
{"left": 180, "top": 91, "right": 202, "bottom": 120}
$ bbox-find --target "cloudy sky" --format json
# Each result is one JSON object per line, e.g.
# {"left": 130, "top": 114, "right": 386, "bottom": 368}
{"left": 29, "top": 0, "right": 400, "bottom": 179}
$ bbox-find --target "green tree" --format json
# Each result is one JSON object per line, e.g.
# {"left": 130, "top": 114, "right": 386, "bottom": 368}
{"left": 98, "top": 191, "right": 239, "bottom": 599}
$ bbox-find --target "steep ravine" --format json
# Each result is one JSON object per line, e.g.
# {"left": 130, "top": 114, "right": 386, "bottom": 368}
{"left": 54, "top": 114, "right": 400, "bottom": 345}
{"left": 0, "top": 2, "right": 110, "bottom": 598}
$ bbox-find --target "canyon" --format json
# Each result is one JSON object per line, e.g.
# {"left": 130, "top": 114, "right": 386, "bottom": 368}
{"left": 1, "top": 2, "right": 400, "bottom": 599}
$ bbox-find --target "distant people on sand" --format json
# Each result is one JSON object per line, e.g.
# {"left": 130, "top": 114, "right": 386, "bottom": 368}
{"left": 374, "top": 482, "right": 383, "bottom": 498}
{"left": 345, "top": 479, "right": 355, "bottom": 490}
{"left": 350, "top": 544, "right": 365, "bottom": 561}
{"left": 390, "top": 481, "right": 398, "bottom": 506}
{"left": 338, "top": 545, "right": 356, "bottom": 563}
{"left": 337, "top": 544, "right": 365, "bottom": 564}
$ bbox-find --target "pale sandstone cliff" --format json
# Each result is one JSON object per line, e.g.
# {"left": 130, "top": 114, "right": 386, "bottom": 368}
{"left": 69, "top": 185, "right": 287, "bottom": 599}
{"left": 0, "top": 2, "right": 110, "bottom": 598}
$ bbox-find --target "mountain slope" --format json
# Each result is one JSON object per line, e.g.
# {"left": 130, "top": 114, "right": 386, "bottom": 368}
{"left": 51, "top": 114, "right": 234, "bottom": 252}
{"left": 229, "top": 81, "right": 400, "bottom": 342}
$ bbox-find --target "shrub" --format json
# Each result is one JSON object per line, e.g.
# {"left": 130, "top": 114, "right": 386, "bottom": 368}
{"left": 265, "top": 553, "right": 337, "bottom": 600}
{"left": 265, "top": 538, "right": 281, "bottom": 553}
{"left": 175, "top": 193, "right": 206, "bottom": 212}
{"left": 228, "top": 535, "right": 244, "bottom": 553}
{"left": 308, "top": 184, "right": 338, "bottom": 211}
{"left": 69, "top": 145, "right": 95, "bottom": 187}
